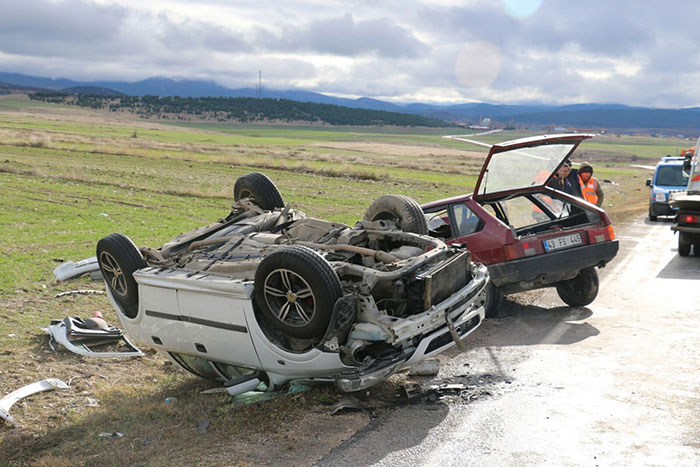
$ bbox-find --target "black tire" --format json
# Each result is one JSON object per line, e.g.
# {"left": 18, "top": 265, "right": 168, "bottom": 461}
{"left": 254, "top": 245, "right": 342, "bottom": 340}
{"left": 556, "top": 267, "right": 599, "bottom": 307}
{"left": 649, "top": 213, "right": 657, "bottom": 222}
{"left": 96, "top": 233, "right": 146, "bottom": 319}
{"left": 678, "top": 234, "right": 690, "bottom": 256}
{"left": 234, "top": 172, "right": 284, "bottom": 211}
{"left": 363, "top": 195, "right": 428, "bottom": 235}
{"left": 483, "top": 282, "right": 504, "bottom": 318}
{"left": 694, "top": 244, "right": 700, "bottom": 257}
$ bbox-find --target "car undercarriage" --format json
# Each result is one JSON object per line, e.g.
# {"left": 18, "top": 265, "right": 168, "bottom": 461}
{"left": 97, "top": 173, "right": 489, "bottom": 392}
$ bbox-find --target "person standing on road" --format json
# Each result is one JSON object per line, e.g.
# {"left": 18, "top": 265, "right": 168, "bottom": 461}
{"left": 549, "top": 159, "right": 580, "bottom": 197}
{"left": 577, "top": 162, "right": 605, "bottom": 207}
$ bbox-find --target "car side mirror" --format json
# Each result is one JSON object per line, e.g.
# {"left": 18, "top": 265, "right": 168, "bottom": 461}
{"left": 645, "top": 178, "right": 651, "bottom": 187}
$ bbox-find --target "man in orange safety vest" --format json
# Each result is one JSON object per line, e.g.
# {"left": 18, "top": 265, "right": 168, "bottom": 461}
{"left": 577, "top": 162, "right": 604, "bottom": 207}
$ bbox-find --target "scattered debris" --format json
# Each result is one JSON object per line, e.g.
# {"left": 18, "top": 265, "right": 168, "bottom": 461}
{"left": 0, "top": 378, "right": 70, "bottom": 426}
{"left": 55, "top": 289, "right": 105, "bottom": 298}
{"left": 407, "top": 359, "right": 440, "bottom": 376}
{"left": 53, "top": 256, "right": 102, "bottom": 281}
{"left": 98, "top": 432, "right": 123, "bottom": 439}
{"left": 46, "top": 315, "right": 144, "bottom": 358}
{"left": 198, "top": 419, "right": 210, "bottom": 434}
{"left": 330, "top": 397, "right": 362, "bottom": 416}
{"left": 164, "top": 397, "right": 177, "bottom": 405}
{"left": 86, "top": 397, "right": 100, "bottom": 407}
{"left": 287, "top": 382, "right": 313, "bottom": 395}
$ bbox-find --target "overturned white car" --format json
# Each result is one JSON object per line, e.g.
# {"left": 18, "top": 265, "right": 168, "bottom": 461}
{"left": 97, "top": 173, "right": 488, "bottom": 393}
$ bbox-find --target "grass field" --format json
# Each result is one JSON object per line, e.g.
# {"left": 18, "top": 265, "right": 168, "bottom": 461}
{"left": 0, "top": 96, "right": 662, "bottom": 464}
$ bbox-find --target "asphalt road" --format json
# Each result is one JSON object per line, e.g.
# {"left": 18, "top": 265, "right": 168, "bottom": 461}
{"left": 319, "top": 216, "right": 700, "bottom": 466}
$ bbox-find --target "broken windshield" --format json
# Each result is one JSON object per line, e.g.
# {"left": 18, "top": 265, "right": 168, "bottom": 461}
{"left": 478, "top": 143, "right": 577, "bottom": 196}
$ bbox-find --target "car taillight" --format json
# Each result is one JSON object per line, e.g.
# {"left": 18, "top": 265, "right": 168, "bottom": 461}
{"left": 504, "top": 244, "right": 524, "bottom": 260}
{"left": 587, "top": 225, "right": 615, "bottom": 244}
{"left": 681, "top": 214, "right": 699, "bottom": 224}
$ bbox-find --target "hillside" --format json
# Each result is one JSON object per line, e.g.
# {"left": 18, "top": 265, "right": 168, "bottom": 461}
{"left": 5, "top": 71, "right": 700, "bottom": 130}
{"left": 27, "top": 92, "right": 450, "bottom": 127}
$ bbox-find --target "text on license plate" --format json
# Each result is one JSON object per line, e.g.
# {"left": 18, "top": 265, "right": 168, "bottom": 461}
{"left": 543, "top": 233, "right": 583, "bottom": 252}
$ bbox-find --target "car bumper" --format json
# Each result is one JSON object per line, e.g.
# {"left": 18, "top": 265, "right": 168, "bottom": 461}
{"left": 650, "top": 202, "right": 677, "bottom": 216}
{"left": 488, "top": 240, "right": 619, "bottom": 294}
{"left": 335, "top": 264, "right": 489, "bottom": 392}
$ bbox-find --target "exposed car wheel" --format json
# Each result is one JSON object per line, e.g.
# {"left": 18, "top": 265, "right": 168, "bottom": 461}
{"left": 363, "top": 195, "right": 429, "bottom": 235}
{"left": 234, "top": 172, "right": 284, "bottom": 211}
{"left": 483, "top": 282, "right": 504, "bottom": 318}
{"left": 96, "top": 233, "right": 146, "bottom": 319}
{"left": 556, "top": 267, "right": 599, "bottom": 307}
{"left": 678, "top": 234, "right": 690, "bottom": 256}
{"left": 254, "top": 245, "right": 342, "bottom": 340}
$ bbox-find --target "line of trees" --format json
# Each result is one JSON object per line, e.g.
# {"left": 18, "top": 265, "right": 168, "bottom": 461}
{"left": 29, "top": 92, "right": 450, "bottom": 127}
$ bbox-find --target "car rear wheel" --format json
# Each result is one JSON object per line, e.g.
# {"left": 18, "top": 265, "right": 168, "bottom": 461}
{"left": 556, "top": 267, "right": 599, "bottom": 307}
{"left": 96, "top": 233, "right": 146, "bottom": 319}
{"left": 363, "top": 195, "right": 428, "bottom": 235}
{"left": 483, "top": 282, "right": 504, "bottom": 318}
{"left": 234, "top": 172, "right": 284, "bottom": 211}
{"left": 678, "top": 234, "right": 691, "bottom": 256}
{"left": 254, "top": 245, "right": 342, "bottom": 340}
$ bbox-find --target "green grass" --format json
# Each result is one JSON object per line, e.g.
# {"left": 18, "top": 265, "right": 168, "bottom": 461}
{"left": 0, "top": 102, "right": 665, "bottom": 464}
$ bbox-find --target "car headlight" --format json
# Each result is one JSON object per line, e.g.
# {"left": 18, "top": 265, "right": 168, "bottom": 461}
{"left": 655, "top": 192, "right": 666, "bottom": 202}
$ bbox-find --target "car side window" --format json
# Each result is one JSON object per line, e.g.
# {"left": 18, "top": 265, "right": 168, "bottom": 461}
{"left": 450, "top": 203, "right": 483, "bottom": 236}
{"left": 426, "top": 208, "right": 453, "bottom": 238}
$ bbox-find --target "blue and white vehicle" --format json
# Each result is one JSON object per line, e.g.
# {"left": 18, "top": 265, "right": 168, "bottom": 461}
{"left": 646, "top": 156, "right": 690, "bottom": 221}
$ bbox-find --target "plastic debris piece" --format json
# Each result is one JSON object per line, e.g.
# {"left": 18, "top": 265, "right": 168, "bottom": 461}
{"left": 1, "top": 378, "right": 70, "bottom": 426}
{"left": 402, "top": 383, "right": 422, "bottom": 399}
{"left": 46, "top": 317, "right": 143, "bottom": 358}
{"left": 53, "top": 256, "right": 102, "bottom": 281}
{"left": 86, "top": 397, "right": 100, "bottom": 407}
{"left": 229, "top": 390, "right": 278, "bottom": 406}
{"left": 407, "top": 359, "right": 440, "bottom": 376}
{"left": 164, "top": 397, "right": 177, "bottom": 405}
{"left": 287, "top": 382, "right": 313, "bottom": 395}
{"left": 98, "top": 432, "right": 123, "bottom": 438}
{"left": 198, "top": 419, "right": 210, "bottom": 434}
{"left": 55, "top": 289, "right": 105, "bottom": 298}
{"left": 330, "top": 397, "right": 362, "bottom": 416}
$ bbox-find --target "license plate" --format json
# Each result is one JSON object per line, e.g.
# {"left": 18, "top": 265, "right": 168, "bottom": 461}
{"left": 543, "top": 233, "right": 583, "bottom": 252}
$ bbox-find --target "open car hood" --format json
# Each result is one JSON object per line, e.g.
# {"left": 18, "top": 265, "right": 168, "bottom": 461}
{"left": 473, "top": 134, "right": 594, "bottom": 200}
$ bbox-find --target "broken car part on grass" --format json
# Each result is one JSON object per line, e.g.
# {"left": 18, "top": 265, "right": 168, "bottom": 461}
{"left": 53, "top": 256, "right": 102, "bottom": 281}
{"left": 0, "top": 378, "right": 70, "bottom": 426}
{"left": 95, "top": 172, "right": 489, "bottom": 395}
{"left": 46, "top": 316, "right": 144, "bottom": 358}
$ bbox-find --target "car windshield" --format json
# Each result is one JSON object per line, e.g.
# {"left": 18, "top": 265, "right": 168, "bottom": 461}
{"left": 656, "top": 165, "right": 688, "bottom": 186}
{"left": 479, "top": 143, "right": 577, "bottom": 195}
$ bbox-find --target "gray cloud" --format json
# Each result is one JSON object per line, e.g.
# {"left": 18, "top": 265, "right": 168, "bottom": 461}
{"left": 257, "top": 13, "right": 430, "bottom": 58}
{"left": 1, "top": 1, "right": 700, "bottom": 106}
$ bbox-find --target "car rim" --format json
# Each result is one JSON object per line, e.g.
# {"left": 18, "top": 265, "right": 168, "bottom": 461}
{"left": 99, "top": 251, "right": 128, "bottom": 296}
{"left": 263, "top": 269, "right": 316, "bottom": 327}
{"left": 375, "top": 211, "right": 401, "bottom": 228}
{"left": 239, "top": 189, "right": 255, "bottom": 202}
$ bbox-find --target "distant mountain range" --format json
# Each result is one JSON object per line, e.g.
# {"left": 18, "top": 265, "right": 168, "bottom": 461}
{"left": 2, "top": 71, "right": 700, "bottom": 131}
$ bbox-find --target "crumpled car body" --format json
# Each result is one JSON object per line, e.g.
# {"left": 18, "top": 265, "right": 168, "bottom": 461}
{"left": 97, "top": 173, "right": 488, "bottom": 392}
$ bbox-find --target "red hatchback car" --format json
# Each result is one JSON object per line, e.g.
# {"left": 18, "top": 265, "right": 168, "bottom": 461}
{"left": 421, "top": 134, "right": 619, "bottom": 315}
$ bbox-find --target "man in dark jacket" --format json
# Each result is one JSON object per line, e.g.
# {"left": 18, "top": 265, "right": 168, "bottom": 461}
{"left": 548, "top": 159, "right": 582, "bottom": 197}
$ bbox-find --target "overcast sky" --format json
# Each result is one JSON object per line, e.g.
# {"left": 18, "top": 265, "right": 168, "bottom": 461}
{"left": 0, "top": 0, "right": 697, "bottom": 107}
